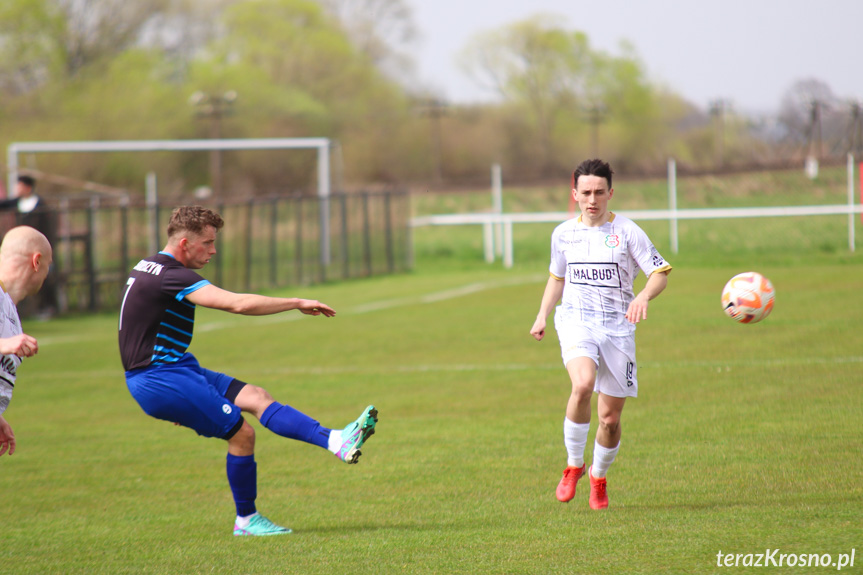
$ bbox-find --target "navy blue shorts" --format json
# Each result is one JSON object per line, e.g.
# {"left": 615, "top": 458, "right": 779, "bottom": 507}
{"left": 125, "top": 353, "right": 244, "bottom": 439}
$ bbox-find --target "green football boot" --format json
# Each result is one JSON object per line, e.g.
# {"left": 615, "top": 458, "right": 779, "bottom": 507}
{"left": 336, "top": 405, "right": 378, "bottom": 464}
{"left": 233, "top": 514, "right": 292, "bottom": 536}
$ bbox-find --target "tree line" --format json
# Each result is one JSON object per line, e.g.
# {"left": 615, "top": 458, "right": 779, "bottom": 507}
{"left": 0, "top": 0, "right": 857, "bottom": 199}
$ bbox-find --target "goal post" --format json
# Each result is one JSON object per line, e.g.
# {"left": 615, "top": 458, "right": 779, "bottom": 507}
{"left": 6, "top": 137, "right": 334, "bottom": 264}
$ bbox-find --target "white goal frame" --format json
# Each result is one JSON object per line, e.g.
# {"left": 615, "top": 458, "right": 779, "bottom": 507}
{"left": 7, "top": 137, "right": 334, "bottom": 264}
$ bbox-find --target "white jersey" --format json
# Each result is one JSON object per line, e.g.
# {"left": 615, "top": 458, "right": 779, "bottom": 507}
{"left": 0, "top": 287, "right": 23, "bottom": 416}
{"left": 549, "top": 213, "right": 672, "bottom": 336}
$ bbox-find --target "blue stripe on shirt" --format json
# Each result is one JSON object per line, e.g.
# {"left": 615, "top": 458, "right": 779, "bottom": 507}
{"left": 155, "top": 333, "right": 190, "bottom": 347}
{"left": 150, "top": 346, "right": 185, "bottom": 363}
{"left": 152, "top": 346, "right": 184, "bottom": 358}
{"left": 165, "top": 308, "right": 194, "bottom": 323}
{"left": 160, "top": 321, "right": 193, "bottom": 338}
{"left": 151, "top": 353, "right": 182, "bottom": 364}
{"left": 176, "top": 280, "right": 210, "bottom": 302}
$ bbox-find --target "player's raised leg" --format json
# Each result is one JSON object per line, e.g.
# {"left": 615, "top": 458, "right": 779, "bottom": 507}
{"left": 233, "top": 383, "right": 378, "bottom": 463}
{"left": 235, "top": 383, "right": 332, "bottom": 447}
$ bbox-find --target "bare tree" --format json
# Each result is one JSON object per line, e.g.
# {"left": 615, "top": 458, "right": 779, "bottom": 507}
{"left": 59, "top": 0, "right": 171, "bottom": 75}
{"left": 0, "top": 0, "right": 181, "bottom": 94}
{"left": 778, "top": 78, "right": 837, "bottom": 157}
{"left": 459, "top": 15, "right": 592, "bottom": 173}
{"left": 0, "top": 0, "right": 65, "bottom": 95}
{"left": 318, "top": 0, "right": 417, "bottom": 80}
{"left": 139, "top": 0, "right": 239, "bottom": 67}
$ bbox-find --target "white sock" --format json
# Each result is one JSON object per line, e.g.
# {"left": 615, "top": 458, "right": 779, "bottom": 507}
{"left": 590, "top": 441, "right": 620, "bottom": 478}
{"left": 563, "top": 418, "right": 590, "bottom": 468}
{"left": 326, "top": 429, "right": 343, "bottom": 454}
{"left": 235, "top": 512, "right": 258, "bottom": 528}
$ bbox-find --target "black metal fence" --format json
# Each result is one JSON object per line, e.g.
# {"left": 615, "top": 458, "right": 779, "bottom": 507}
{"left": 3, "top": 190, "right": 411, "bottom": 315}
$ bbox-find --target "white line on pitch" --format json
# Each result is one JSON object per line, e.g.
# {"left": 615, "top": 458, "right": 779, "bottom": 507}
{"left": 352, "top": 274, "right": 544, "bottom": 314}
{"left": 37, "top": 275, "right": 546, "bottom": 344}
{"left": 200, "top": 274, "right": 544, "bottom": 328}
{"left": 219, "top": 355, "right": 863, "bottom": 377}
{"left": 25, "top": 355, "right": 863, "bottom": 380}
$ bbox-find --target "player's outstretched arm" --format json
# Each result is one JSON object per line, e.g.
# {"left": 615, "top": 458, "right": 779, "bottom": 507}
{"left": 625, "top": 270, "right": 668, "bottom": 324}
{"left": 0, "top": 415, "right": 15, "bottom": 456}
{"left": 0, "top": 334, "right": 39, "bottom": 357}
{"left": 185, "top": 284, "right": 336, "bottom": 317}
{"left": 530, "top": 276, "right": 565, "bottom": 341}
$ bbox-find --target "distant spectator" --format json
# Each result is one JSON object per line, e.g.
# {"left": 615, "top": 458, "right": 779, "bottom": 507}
{"left": 0, "top": 176, "right": 46, "bottom": 229}
{"left": 0, "top": 176, "right": 58, "bottom": 318}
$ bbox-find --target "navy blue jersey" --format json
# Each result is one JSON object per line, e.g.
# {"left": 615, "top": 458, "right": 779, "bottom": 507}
{"left": 118, "top": 252, "right": 210, "bottom": 371}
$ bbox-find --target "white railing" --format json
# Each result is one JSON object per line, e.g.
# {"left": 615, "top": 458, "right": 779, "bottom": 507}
{"left": 410, "top": 156, "right": 861, "bottom": 268}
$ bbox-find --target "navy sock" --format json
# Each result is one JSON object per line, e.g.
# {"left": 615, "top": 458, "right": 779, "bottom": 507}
{"left": 226, "top": 453, "right": 257, "bottom": 518}
{"left": 260, "top": 402, "right": 331, "bottom": 449}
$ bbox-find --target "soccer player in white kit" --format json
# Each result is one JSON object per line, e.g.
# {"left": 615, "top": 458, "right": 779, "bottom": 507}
{"left": 530, "top": 159, "right": 671, "bottom": 509}
{"left": 0, "top": 226, "right": 53, "bottom": 457}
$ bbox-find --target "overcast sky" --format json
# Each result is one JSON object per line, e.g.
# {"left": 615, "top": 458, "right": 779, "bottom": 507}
{"left": 404, "top": 0, "right": 861, "bottom": 115}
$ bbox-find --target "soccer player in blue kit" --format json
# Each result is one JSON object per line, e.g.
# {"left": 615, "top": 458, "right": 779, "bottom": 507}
{"left": 530, "top": 159, "right": 671, "bottom": 510}
{"left": 118, "top": 206, "right": 378, "bottom": 536}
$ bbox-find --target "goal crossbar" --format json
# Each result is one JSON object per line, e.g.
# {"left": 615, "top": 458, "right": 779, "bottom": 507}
{"left": 7, "top": 137, "right": 334, "bottom": 264}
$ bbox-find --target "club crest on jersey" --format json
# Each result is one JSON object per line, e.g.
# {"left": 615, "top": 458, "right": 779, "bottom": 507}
{"left": 605, "top": 234, "right": 620, "bottom": 248}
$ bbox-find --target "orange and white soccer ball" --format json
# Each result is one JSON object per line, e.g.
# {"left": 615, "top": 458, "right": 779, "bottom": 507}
{"left": 721, "top": 271, "right": 775, "bottom": 324}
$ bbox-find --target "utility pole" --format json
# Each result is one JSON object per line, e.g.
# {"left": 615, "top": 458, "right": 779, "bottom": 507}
{"left": 418, "top": 98, "right": 447, "bottom": 185}
{"left": 807, "top": 99, "right": 823, "bottom": 160}
{"left": 709, "top": 99, "right": 727, "bottom": 168}
{"left": 847, "top": 101, "right": 862, "bottom": 158}
{"left": 586, "top": 103, "right": 606, "bottom": 158}
{"left": 190, "top": 91, "right": 237, "bottom": 198}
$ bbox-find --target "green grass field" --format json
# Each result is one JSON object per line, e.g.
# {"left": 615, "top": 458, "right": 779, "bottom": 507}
{"left": 2, "top": 177, "right": 863, "bottom": 574}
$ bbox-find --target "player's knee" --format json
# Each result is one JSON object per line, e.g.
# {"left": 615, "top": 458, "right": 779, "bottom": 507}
{"left": 598, "top": 415, "right": 620, "bottom": 436}
{"left": 249, "top": 384, "right": 274, "bottom": 402}
{"left": 570, "top": 382, "right": 594, "bottom": 403}
{"left": 234, "top": 384, "right": 275, "bottom": 415}
{"left": 236, "top": 420, "right": 256, "bottom": 441}
{"left": 567, "top": 364, "right": 596, "bottom": 399}
{"left": 228, "top": 419, "right": 256, "bottom": 453}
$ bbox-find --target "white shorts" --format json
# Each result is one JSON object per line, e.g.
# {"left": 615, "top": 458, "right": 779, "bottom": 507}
{"left": 0, "top": 380, "right": 11, "bottom": 416}
{"left": 554, "top": 318, "right": 638, "bottom": 398}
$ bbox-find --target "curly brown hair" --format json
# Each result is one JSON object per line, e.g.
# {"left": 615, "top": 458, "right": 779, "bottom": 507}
{"left": 166, "top": 206, "right": 225, "bottom": 239}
